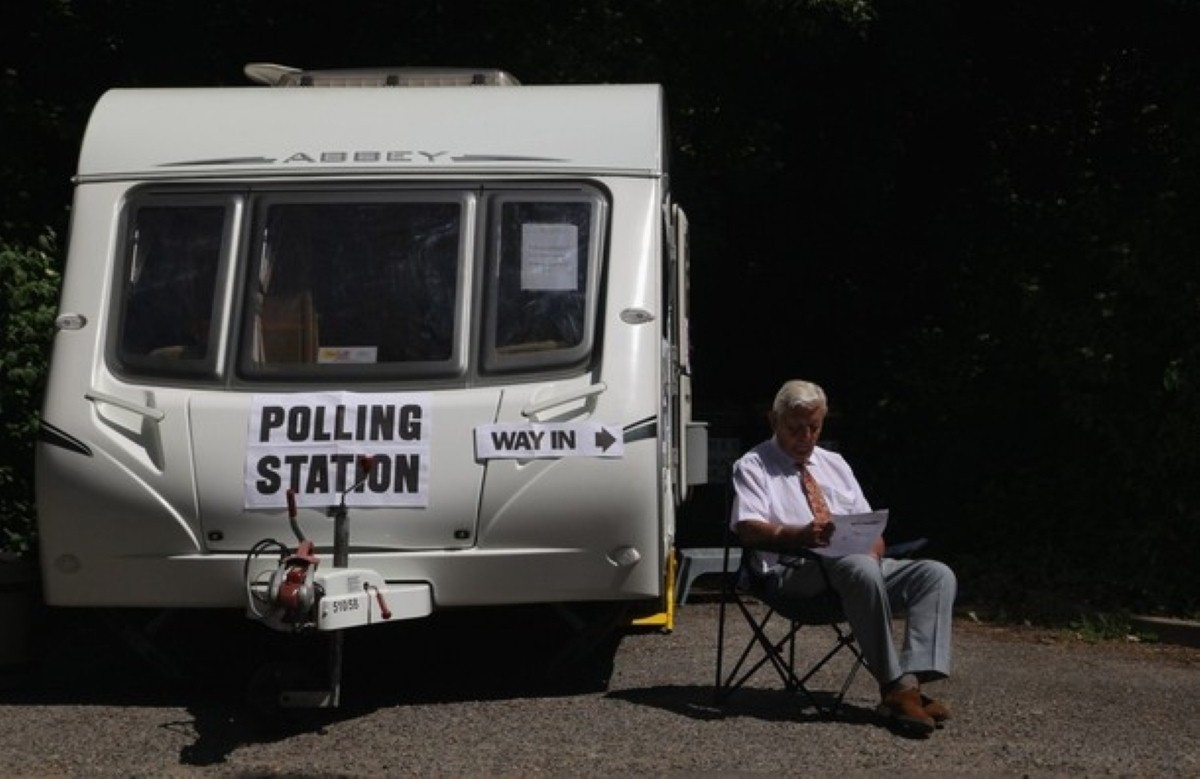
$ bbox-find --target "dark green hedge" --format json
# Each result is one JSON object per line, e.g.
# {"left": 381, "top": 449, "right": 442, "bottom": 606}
{"left": 0, "top": 231, "right": 60, "bottom": 557}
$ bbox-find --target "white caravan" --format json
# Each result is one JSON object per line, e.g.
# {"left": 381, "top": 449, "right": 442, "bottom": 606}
{"left": 36, "top": 66, "right": 705, "bottom": 641}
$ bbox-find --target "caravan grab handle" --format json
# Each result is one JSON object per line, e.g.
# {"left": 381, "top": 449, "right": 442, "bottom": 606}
{"left": 85, "top": 390, "right": 166, "bottom": 422}
{"left": 521, "top": 382, "right": 607, "bottom": 419}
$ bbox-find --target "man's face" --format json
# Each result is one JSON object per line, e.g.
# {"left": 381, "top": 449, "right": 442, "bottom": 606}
{"left": 771, "top": 406, "right": 826, "bottom": 463}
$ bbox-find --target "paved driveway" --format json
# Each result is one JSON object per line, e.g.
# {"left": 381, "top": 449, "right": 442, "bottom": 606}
{"left": 0, "top": 601, "right": 1197, "bottom": 776}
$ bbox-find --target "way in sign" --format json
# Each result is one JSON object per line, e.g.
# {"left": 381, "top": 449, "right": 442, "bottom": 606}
{"left": 492, "top": 428, "right": 573, "bottom": 451}
{"left": 474, "top": 422, "right": 624, "bottom": 460}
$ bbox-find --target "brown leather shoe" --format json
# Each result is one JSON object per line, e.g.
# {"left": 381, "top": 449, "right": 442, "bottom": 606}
{"left": 921, "top": 694, "right": 950, "bottom": 727}
{"left": 877, "top": 687, "right": 936, "bottom": 735}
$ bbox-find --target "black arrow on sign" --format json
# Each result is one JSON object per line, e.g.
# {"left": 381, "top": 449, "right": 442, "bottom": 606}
{"left": 594, "top": 427, "right": 616, "bottom": 452}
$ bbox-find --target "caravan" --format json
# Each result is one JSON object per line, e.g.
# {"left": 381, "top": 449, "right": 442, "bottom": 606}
{"left": 36, "top": 65, "right": 705, "bottom": 653}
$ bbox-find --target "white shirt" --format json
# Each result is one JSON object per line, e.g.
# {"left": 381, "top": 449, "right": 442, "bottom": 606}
{"left": 730, "top": 437, "right": 872, "bottom": 573}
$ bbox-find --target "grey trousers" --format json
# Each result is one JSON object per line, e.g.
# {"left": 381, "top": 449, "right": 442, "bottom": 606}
{"left": 762, "top": 553, "right": 957, "bottom": 688}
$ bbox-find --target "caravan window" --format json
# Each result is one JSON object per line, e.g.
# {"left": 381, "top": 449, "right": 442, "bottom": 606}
{"left": 481, "top": 194, "right": 604, "bottom": 373}
{"left": 115, "top": 200, "right": 230, "bottom": 376}
{"left": 240, "top": 195, "right": 465, "bottom": 379}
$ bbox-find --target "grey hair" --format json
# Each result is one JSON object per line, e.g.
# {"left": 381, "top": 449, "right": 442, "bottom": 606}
{"left": 772, "top": 379, "right": 827, "bottom": 416}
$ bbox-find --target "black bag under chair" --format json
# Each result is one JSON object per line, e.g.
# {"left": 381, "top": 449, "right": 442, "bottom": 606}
{"left": 713, "top": 541, "right": 867, "bottom": 718}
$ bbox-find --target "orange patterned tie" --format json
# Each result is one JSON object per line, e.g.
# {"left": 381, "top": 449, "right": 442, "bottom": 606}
{"left": 800, "top": 464, "right": 832, "bottom": 524}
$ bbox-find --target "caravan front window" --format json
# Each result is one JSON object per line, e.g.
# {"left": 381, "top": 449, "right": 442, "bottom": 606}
{"left": 111, "top": 186, "right": 606, "bottom": 384}
{"left": 241, "top": 195, "right": 464, "bottom": 379}
{"left": 482, "top": 195, "right": 604, "bottom": 373}
{"left": 116, "top": 202, "right": 228, "bottom": 375}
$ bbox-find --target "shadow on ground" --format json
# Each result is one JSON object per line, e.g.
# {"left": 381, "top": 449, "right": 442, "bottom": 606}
{"left": 605, "top": 684, "right": 933, "bottom": 740}
{"left": 2, "top": 601, "right": 635, "bottom": 766}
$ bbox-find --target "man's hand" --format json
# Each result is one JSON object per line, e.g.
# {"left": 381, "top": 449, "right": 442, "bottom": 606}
{"left": 807, "top": 520, "right": 835, "bottom": 548}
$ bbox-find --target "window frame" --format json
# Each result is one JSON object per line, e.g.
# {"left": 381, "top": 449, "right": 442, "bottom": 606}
{"left": 479, "top": 189, "right": 608, "bottom": 375}
{"left": 110, "top": 191, "right": 240, "bottom": 381}
{"left": 235, "top": 189, "right": 472, "bottom": 382}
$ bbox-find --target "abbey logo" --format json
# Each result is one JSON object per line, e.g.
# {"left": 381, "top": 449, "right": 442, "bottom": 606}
{"left": 167, "top": 151, "right": 564, "bottom": 167}
{"left": 279, "top": 151, "right": 563, "bottom": 164}
{"left": 282, "top": 150, "right": 449, "bottom": 163}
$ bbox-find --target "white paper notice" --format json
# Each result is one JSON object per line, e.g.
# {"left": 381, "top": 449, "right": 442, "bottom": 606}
{"left": 244, "top": 391, "right": 431, "bottom": 509}
{"left": 474, "top": 422, "right": 623, "bottom": 459}
{"left": 521, "top": 223, "right": 578, "bottom": 291}
{"left": 811, "top": 509, "right": 889, "bottom": 558}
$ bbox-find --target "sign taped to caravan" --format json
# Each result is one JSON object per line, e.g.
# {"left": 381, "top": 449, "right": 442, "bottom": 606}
{"left": 475, "top": 422, "right": 624, "bottom": 460}
{"left": 245, "top": 392, "right": 431, "bottom": 509}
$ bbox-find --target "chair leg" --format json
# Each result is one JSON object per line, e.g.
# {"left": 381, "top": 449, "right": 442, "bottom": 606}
{"left": 717, "top": 600, "right": 796, "bottom": 702}
{"left": 716, "top": 601, "right": 823, "bottom": 711}
{"left": 715, "top": 599, "right": 866, "bottom": 718}
{"left": 794, "top": 626, "right": 864, "bottom": 717}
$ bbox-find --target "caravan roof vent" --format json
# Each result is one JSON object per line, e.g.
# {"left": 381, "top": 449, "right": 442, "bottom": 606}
{"left": 243, "top": 63, "right": 521, "bottom": 88}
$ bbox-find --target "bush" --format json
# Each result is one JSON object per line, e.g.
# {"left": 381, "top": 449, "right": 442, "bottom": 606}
{"left": 0, "top": 230, "right": 61, "bottom": 558}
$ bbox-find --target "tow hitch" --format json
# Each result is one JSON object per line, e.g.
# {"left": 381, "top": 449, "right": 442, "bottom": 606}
{"left": 245, "top": 455, "right": 429, "bottom": 708}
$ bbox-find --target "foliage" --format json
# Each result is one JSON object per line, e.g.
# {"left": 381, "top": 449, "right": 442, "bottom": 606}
{"left": 0, "top": 231, "right": 60, "bottom": 557}
{"left": 839, "top": 2, "right": 1200, "bottom": 619}
{"left": 1068, "top": 612, "right": 1134, "bottom": 644}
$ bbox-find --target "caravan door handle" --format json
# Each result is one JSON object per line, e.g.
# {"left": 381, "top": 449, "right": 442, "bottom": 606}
{"left": 85, "top": 390, "right": 166, "bottom": 422}
{"left": 521, "top": 382, "right": 607, "bottom": 419}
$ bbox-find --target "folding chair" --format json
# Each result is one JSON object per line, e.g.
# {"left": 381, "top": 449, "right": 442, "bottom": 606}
{"left": 713, "top": 537, "right": 866, "bottom": 717}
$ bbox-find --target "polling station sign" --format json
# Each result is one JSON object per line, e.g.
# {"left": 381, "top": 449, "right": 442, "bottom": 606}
{"left": 474, "top": 422, "right": 624, "bottom": 460}
{"left": 245, "top": 392, "right": 431, "bottom": 509}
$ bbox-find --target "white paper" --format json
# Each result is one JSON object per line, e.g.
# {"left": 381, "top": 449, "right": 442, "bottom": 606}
{"left": 810, "top": 509, "right": 889, "bottom": 558}
{"left": 520, "top": 223, "right": 578, "bottom": 291}
{"left": 244, "top": 391, "right": 431, "bottom": 509}
{"left": 474, "top": 422, "right": 624, "bottom": 459}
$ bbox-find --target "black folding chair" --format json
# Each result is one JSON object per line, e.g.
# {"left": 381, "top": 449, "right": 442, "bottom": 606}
{"left": 713, "top": 536, "right": 865, "bottom": 717}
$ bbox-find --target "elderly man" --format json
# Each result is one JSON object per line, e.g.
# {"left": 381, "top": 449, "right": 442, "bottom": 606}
{"left": 730, "top": 379, "right": 957, "bottom": 735}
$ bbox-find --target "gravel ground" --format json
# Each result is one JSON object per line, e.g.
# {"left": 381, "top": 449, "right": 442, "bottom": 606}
{"left": 1, "top": 600, "right": 1198, "bottom": 777}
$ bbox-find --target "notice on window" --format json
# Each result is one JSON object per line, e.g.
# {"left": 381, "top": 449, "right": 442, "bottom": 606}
{"left": 521, "top": 224, "right": 578, "bottom": 291}
{"left": 244, "top": 392, "right": 431, "bottom": 509}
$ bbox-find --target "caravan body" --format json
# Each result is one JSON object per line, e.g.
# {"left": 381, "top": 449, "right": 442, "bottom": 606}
{"left": 36, "top": 68, "right": 703, "bottom": 616}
